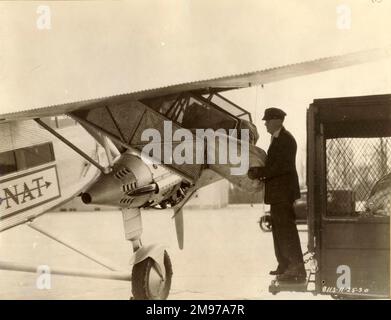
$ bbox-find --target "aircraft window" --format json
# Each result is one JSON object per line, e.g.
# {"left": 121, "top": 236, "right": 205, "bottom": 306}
{"left": 15, "top": 143, "right": 55, "bottom": 171}
{"left": 0, "top": 151, "right": 17, "bottom": 176}
{"left": 204, "top": 93, "right": 252, "bottom": 121}
{"left": 141, "top": 95, "right": 179, "bottom": 116}
{"left": 0, "top": 143, "right": 55, "bottom": 176}
{"left": 181, "top": 96, "right": 237, "bottom": 132}
{"left": 166, "top": 96, "right": 188, "bottom": 122}
{"left": 0, "top": 142, "right": 55, "bottom": 176}
{"left": 142, "top": 94, "right": 238, "bottom": 132}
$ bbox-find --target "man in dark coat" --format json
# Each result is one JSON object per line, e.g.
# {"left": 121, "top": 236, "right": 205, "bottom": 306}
{"left": 248, "top": 107, "right": 306, "bottom": 282}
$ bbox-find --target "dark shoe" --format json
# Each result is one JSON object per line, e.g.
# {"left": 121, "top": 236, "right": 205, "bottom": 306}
{"left": 276, "top": 264, "right": 306, "bottom": 282}
{"left": 277, "top": 273, "right": 306, "bottom": 283}
{"left": 269, "top": 266, "right": 286, "bottom": 276}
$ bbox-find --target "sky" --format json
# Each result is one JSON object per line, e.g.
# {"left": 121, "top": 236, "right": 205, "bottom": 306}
{"left": 1, "top": 0, "right": 390, "bottom": 182}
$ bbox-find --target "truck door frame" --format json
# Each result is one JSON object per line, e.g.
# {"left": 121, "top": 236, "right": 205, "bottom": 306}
{"left": 307, "top": 94, "right": 391, "bottom": 299}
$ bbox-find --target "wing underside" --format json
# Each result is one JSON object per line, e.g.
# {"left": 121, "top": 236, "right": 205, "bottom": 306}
{"left": 1, "top": 46, "right": 390, "bottom": 123}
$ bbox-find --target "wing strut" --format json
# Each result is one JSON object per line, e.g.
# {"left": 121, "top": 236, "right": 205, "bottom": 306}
{"left": 34, "top": 118, "right": 108, "bottom": 174}
{"left": 0, "top": 220, "right": 131, "bottom": 282}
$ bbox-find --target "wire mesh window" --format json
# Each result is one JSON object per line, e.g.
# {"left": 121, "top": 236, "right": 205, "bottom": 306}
{"left": 326, "top": 136, "right": 391, "bottom": 216}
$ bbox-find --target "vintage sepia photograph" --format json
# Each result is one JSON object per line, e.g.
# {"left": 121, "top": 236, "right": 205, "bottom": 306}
{"left": 0, "top": 0, "right": 390, "bottom": 302}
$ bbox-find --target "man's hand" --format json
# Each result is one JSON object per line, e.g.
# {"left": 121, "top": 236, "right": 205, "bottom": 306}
{"left": 248, "top": 167, "right": 262, "bottom": 180}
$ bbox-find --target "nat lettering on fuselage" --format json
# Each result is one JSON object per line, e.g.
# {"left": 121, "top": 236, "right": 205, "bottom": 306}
{"left": 2, "top": 177, "right": 50, "bottom": 208}
{"left": 0, "top": 165, "right": 61, "bottom": 219}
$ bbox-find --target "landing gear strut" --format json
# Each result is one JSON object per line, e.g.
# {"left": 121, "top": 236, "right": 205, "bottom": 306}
{"left": 123, "top": 208, "right": 173, "bottom": 300}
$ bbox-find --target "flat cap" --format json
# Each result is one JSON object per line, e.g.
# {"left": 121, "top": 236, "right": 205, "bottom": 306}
{"left": 262, "top": 107, "right": 286, "bottom": 120}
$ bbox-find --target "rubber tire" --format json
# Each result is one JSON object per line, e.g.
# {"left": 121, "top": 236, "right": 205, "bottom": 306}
{"left": 259, "top": 215, "right": 272, "bottom": 232}
{"left": 131, "top": 251, "right": 173, "bottom": 300}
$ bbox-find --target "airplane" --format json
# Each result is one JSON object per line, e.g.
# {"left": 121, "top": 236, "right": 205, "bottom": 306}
{"left": 0, "top": 45, "right": 390, "bottom": 300}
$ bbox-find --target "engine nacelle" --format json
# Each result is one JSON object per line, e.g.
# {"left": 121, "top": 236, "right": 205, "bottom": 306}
{"left": 81, "top": 152, "right": 184, "bottom": 208}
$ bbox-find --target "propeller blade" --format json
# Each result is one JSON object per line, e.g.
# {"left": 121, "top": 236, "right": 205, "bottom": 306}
{"left": 171, "top": 188, "right": 196, "bottom": 250}
{"left": 174, "top": 208, "right": 184, "bottom": 250}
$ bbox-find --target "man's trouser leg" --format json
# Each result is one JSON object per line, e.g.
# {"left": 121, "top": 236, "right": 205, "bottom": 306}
{"left": 271, "top": 202, "right": 304, "bottom": 272}
{"left": 270, "top": 204, "right": 289, "bottom": 270}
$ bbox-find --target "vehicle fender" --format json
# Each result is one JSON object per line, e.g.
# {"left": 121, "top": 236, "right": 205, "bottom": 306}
{"left": 130, "top": 244, "right": 167, "bottom": 279}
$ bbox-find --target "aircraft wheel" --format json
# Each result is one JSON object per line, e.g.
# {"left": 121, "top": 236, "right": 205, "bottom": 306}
{"left": 259, "top": 215, "right": 272, "bottom": 232}
{"left": 131, "top": 251, "right": 173, "bottom": 300}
